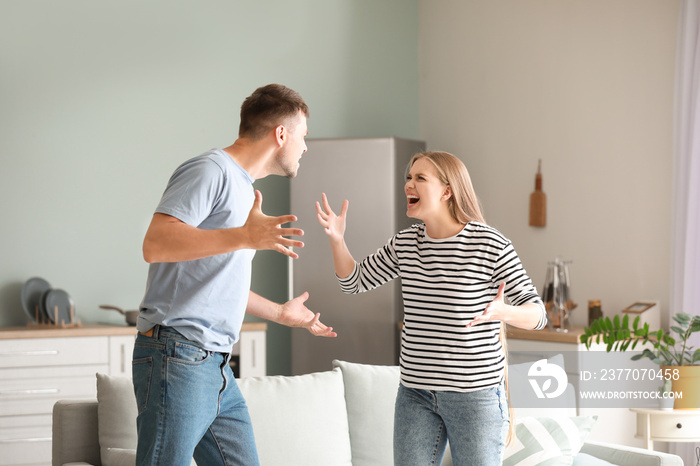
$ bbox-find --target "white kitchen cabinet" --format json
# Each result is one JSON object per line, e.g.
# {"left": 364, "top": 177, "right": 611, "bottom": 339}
{"left": 0, "top": 325, "right": 136, "bottom": 466}
{"left": 238, "top": 329, "right": 266, "bottom": 378}
{"left": 232, "top": 323, "right": 268, "bottom": 379}
{"left": 108, "top": 334, "right": 136, "bottom": 378}
{"left": 506, "top": 325, "right": 651, "bottom": 449}
{"left": 506, "top": 326, "right": 593, "bottom": 397}
{"left": 0, "top": 322, "right": 266, "bottom": 466}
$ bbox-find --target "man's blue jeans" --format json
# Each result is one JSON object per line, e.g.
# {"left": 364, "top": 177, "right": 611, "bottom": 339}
{"left": 394, "top": 382, "right": 509, "bottom": 466}
{"left": 132, "top": 325, "right": 259, "bottom": 466}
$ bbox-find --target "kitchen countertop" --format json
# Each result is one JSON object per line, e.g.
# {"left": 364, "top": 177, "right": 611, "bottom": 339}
{"left": 0, "top": 322, "right": 267, "bottom": 340}
{"left": 506, "top": 324, "right": 587, "bottom": 344}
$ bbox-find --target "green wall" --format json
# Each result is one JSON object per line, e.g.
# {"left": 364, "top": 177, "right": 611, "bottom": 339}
{"left": 0, "top": 0, "right": 419, "bottom": 375}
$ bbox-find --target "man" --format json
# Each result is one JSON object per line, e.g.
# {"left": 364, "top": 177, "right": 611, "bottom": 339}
{"left": 133, "top": 84, "right": 335, "bottom": 466}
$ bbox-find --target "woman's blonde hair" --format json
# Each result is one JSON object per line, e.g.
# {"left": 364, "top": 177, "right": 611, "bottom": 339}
{"left": 408, "top": 151, "right": 516, "bottom": 446}
{"left": 408, "top": 151, "right": 486, "bottom": 225}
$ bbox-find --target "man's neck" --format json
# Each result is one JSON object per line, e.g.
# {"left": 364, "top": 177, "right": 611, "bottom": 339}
{"left": 222, "top": 138, "right": 276, "bottom": 180}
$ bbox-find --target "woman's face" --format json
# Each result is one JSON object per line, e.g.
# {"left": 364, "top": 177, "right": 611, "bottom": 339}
{"left": 405, "top": 157, "right": 452, "bottom": 222}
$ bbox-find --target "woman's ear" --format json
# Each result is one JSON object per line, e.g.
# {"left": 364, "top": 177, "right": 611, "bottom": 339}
{"left": 442, "top": 185, "right": 453, "bottom": 201}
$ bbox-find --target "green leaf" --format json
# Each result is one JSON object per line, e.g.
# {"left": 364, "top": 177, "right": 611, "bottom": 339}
{"left": 673, "top": 313, "right": 691, "bottom": 326}
{"left": 605, "top": 318, "right": 614, "bottom": 331}
{"left": 689, "top": 317, "right": 700, "bottom": 333}
{"left": 658, "top": 349, "right": 674, "bottom": 365}
{"left": 595, "top": 318, "right": 606, "bottom": 332}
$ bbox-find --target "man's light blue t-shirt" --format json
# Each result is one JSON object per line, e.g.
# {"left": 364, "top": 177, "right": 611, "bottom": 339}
{"left": 138, "top": 149, "right": 256, "bottom": 352}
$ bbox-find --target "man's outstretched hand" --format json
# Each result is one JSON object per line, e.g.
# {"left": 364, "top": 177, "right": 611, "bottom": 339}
{"left": 280, "top": 292, "right": 337, "bottom": 337}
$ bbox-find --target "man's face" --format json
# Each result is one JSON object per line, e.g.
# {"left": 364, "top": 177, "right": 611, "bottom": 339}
{"left": 275, "top": 111, "right": 308, "bottom": 178}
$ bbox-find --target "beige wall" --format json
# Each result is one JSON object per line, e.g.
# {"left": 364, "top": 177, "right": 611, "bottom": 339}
{"left": 418, "top": 0, "right": 679, "bottom": 327}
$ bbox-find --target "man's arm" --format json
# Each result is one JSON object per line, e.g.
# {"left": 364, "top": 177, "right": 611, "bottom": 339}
{"left": 143, "top": 190, "right": 304, "bottom": 263}
{"left": 246, "top": 291, "right": 337, "bottom": 337}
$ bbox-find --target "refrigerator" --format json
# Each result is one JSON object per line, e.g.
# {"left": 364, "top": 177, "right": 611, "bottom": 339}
{"left": 290, "top": 137, "right": 426, "bottom": 375}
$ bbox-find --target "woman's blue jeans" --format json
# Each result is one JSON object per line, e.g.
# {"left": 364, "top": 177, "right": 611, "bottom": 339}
{"left": 394, "top": 383, "right": 509, "bottom": 466}
{"left": 132, "top": 325, "right": 259, "bottom": 466}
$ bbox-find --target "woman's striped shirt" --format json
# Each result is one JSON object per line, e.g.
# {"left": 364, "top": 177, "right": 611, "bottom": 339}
{"left": 338, "top": 222, "right": 547, "bottom": 392}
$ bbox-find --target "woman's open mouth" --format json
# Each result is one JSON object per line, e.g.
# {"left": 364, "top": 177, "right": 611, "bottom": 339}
{"left": 407, "top": 195, "right": 420, "bottom": 206}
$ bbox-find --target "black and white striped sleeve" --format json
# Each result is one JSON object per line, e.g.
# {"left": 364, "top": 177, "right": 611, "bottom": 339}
{"left": 337, "top": 236, "right": 400, "bottom": 294}
{"left": 493, "top": 241, "right": 547, "bottom": 330}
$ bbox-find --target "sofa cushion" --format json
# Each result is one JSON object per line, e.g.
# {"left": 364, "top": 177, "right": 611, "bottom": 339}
{"left": 104, "top": 448, "right": 138, "bottom": 466}
{"left": 580, "top": 441, "right": 685, "bottom": 466}
{"left": 572, "top": 452, "right": 615, "bottom": 465}
{"left": 96, "top": 373, "right": 138, "bottom": 466}
{"left": 332, "top": 360, "right": 400, "bottom": 466}
{"left": 238, "top": 367, "right": 352, "bottom": 466}
{"left": 95, "top": 374, "right": 196, "bottom": 466}
{"left": 502, "top": 416, "right": 597, "bottom": 466}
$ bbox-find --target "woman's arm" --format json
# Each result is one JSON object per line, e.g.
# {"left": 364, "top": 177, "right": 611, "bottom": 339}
{"left": 466, "top": 282, "right": 545, "bottom": 330}
{"left": 317, "top": 193, "right": 401, "bottom": 294}
{"left": 316, "top": 193, "right": 355, "bottom": 278}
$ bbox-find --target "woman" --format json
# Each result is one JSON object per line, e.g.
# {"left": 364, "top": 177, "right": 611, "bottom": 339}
{"left": 316, "top": 151, "right": 547, "bottom": 465}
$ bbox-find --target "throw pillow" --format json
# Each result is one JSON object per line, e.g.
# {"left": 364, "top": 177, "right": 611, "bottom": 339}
{"left": 237, "top": 367, "right": 352, "bottom": 466}
{"left": 96, "top": 373, "right": 138, "bottom": 466}
{"left": 332, "top": 360, "right": 400, "bottom": 466}
{"left": 502, "top": 416, "right": 597, "bottom": 466}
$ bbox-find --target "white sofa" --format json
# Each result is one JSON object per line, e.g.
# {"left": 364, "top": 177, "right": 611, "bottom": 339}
{"left": 52, "top": 360, "right": 683, "bottom": 466}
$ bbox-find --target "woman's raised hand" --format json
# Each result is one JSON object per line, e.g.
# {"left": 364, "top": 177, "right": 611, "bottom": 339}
{"left": 316, "top": 193, "right": 349, "bottom": 244}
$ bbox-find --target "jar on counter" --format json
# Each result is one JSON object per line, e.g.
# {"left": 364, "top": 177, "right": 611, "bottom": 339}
{"left": 588, "top": 300, "right": 603, "bottom": 325}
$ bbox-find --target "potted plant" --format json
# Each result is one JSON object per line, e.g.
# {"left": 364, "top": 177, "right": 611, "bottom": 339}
{"left": 658, "top": 379, "right": 674, "bottom": 410}
{"left": 580, "top": 312, "right": 700, "bottom": 409}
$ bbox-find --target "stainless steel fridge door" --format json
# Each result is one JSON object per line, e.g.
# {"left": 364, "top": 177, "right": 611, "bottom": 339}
{"left": 290, "top": 137, "right": 425, "bottom": 374}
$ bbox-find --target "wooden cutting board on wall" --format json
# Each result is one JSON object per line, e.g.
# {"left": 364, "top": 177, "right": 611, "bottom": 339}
{"left": 529, "top": 159, "right": 546, "bottom": 227}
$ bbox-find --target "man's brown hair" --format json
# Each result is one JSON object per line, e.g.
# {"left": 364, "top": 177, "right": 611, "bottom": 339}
{"left": 239, "top": 84, "right": 309, "bottom": 140}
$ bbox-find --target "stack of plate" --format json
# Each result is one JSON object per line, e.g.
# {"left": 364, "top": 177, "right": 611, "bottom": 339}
{"left": 21, "top": 277, "right": 75, "bottom": 325}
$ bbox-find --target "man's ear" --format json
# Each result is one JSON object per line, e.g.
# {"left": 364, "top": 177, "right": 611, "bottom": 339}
{"left": 274, "top": 124, "right": 286, "bottom": 147}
